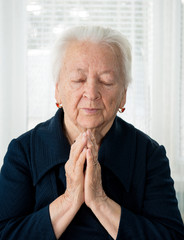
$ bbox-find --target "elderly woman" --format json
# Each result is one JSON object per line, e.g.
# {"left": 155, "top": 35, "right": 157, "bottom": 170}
{"left": 0, "top": 26, "right": 184, "bottom": 240}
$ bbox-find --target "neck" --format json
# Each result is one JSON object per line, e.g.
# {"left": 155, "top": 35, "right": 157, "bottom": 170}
{"left": 63, "top": 115, "right": 114, "bottom": 146}
{"left": 63, "top": 118, "right": 80, "bottom": 145}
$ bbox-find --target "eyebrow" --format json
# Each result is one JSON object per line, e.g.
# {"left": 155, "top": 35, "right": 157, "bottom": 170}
{"left": 98, "top": 70, "right": 115, "bottom": 76}
{"left": 76, "top": 68, "right": 87, "bottom": 74}
{"left": 69, "top": 69, "right": 87, "bottom": 78}
{"left": 73, "top": 69, "right": 115, "bottom": 76}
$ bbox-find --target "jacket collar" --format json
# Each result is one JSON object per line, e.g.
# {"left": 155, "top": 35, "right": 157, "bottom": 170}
{"left": 31, "top": 109, "right": 70, "bottom": 185}
{"left": 32, "top": 109, "right": 136, "bottom": 192}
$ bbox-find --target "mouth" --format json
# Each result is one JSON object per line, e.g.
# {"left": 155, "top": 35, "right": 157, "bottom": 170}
{"left": 82, "top": 108, "right": 100, "bottom": 114}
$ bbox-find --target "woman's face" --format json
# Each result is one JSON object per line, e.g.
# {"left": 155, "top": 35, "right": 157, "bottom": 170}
{"left": 55, "top": 41, "right": 126, "bottom": 134}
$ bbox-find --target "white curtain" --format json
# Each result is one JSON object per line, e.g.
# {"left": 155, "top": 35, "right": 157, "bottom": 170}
{"left": 151, "top": 0, "right": 181, "bottom": 160}
{"left": 0, "top": 0, "right": 27, "bottom": 163}
{"left": 150, "top": 0, "right": 184, "bottom": 218}
{"left": 0, "top": 0, "right": 183, "bottom": 218}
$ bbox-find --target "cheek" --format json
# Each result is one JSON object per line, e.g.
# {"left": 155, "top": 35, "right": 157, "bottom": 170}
{"left": 63, "top": 88, "right": 83, "bottom": 109}
{"left": 104, "top": 89, "right": 121, "bottom": 108}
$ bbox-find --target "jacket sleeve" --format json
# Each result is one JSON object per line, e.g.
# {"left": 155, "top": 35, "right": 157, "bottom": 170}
{"left": 0, "top": 139, "right": 56, "bottom": 240}
{"left": 116, "top": 145, "right": 184, "bottom": 240}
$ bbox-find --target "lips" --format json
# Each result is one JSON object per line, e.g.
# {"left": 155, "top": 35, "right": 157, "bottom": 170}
{"left": 82, "top": 108, "right": 100, "bottom": 114}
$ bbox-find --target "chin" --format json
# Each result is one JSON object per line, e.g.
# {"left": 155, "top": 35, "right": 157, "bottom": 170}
{"left": 78, "top": 119, "right": 103, "bottom": 130}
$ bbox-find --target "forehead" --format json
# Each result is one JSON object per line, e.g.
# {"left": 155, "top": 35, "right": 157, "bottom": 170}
{"left": 62, "top": 41, "right": 120, "bottom": 72}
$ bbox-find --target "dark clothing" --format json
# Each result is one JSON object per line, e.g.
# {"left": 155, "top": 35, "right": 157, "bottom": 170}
{"left": 0, "top": 109, "right": 184, "bottom": 239}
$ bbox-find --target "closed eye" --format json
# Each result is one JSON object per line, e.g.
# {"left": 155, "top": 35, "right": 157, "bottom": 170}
{"left": 99, "top": 80, "right": 114, "bottom": 86}
{"left": 71, "top": 79, "right": 86, "bottom": 83}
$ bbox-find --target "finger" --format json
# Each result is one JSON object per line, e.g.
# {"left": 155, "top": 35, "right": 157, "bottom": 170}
{"left": 86, "top": 134, "right": 93, "bottom": 151}
{"left": 87, "top": 130, "right": 99, "bottom": 152}
{"left": 86, "top": 149, "right": 92, "bottom": 175}
{"left": 86, "top": 131, "right": 98, "bottom": 161}
{"left": 86, "top": 148, "right": 98, "bottom": 170}
{"left": 75, "top": 147, "right": 87, "bottom": 173}
{"left": 69, "top": 132, "right": 87, "bottom": 164}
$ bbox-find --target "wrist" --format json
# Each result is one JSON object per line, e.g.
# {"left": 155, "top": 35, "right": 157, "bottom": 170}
{"left": 63, "top": 190, "right": 83, "bottom": 212}
{"left": 90, "top": 196, "right": 121, "bottom": 240}
{"left": 49, "top": 193, "right": 82, "bottom": 239}
{"left": 90, "top": 193, "right": 109, "bottom": 213}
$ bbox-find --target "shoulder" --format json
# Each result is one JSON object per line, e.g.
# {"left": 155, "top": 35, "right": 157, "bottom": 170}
{"left": 10, "top": 116, "right": 55, "bottom": 152}
{"left": 2, "top": 114, "right": 56, "bottom": 172}
{"left": 116, "top": 116, "right": 158, "bottom": 145}
{"left": 115, "top": 116, "right": 165, "bottom": 157}
{"left": 2, "top": 110, "right": 65, "bottom": 186}
{"left": 13, "top": 108, "right": 64, "bottom": 149}
{"left": 114, "top": 117, "right": 170, "bottom": 185}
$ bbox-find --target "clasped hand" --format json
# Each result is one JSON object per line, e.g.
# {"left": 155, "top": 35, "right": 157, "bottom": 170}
{"left": 64, "top": 130, "right": 107, "bottom": 210}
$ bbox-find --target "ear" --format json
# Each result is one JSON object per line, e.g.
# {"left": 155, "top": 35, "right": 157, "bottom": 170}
{"left": 119, "top": 89, "right": 127, "bottom": 108}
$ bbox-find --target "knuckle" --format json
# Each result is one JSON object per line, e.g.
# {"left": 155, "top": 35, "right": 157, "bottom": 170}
{"left": 97, "top": 164, "right": 101, "bottom": 171}
{"left": 71, "top": 143, "right": 76, "bottom": 152}
{"left": 65, "top": 160, "right": 70, "bottom": 171}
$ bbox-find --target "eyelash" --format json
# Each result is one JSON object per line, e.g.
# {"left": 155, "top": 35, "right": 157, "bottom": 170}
{"left": 99, "top": 80, "right": 113, "bottom": 86}
{"left": 71, "top": 79, "right": 114, "bottom": 86}
{"left": 72, "top": 79, "right": 85, "bottom": 83}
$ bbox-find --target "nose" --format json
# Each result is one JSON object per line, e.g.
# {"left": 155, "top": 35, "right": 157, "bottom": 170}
{"left": 83, "top": 80, "right": 101, "bottom": 101}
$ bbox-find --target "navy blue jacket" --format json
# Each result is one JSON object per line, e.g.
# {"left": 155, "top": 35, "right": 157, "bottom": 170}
{"left": 0, "top": 109, "right": 184, "bottom": 239}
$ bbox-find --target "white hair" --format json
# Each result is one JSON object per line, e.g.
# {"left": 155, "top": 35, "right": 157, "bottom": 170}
{"left": 51, "top": 25, "right": 132, "bottom": 89}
